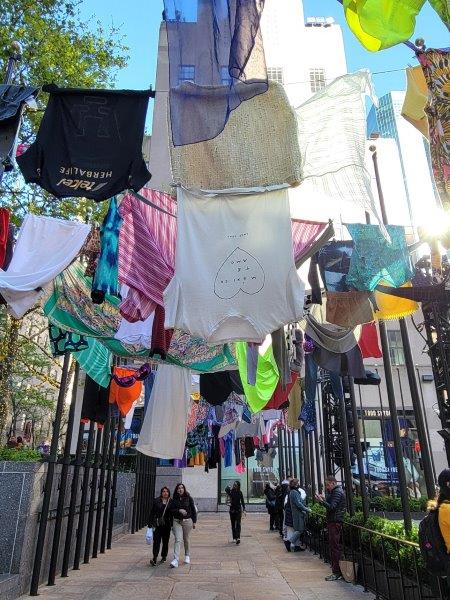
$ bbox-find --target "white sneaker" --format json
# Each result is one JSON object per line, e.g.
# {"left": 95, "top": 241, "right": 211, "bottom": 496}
{"left": 185, "top": 555, "right": 190, "bottom": 564}
{"left": 170, "top": 559, "right": 179, "bottom": 568}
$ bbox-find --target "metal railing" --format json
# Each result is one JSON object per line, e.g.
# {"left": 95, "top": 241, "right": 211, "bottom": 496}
{"left": 306, "top": 514, "right": 448, "bottom": 600}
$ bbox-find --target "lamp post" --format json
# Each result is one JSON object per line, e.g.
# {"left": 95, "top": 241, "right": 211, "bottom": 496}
{"left": 370, "top": 145, "right": 412, "bottom": 532}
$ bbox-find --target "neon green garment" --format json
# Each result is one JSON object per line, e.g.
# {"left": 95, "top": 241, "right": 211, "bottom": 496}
{"left": 235, "top": 342, "right": 279, "bottom": 414}
{"left": 429, "top": 0, "right": 450, "bottom": 29}
{"left": 343, "top": 0, "right": 426, "bottom": 51}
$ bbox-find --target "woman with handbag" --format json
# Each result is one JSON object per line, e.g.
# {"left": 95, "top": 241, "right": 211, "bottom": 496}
{"left": 148, "top": 486, "right": 172, "bottom": 566}
{"left": 170, "top": 483, "right": 197, "bottom": 568}
{"left": 264, "top": 483, "right": 277, "bottom": 531}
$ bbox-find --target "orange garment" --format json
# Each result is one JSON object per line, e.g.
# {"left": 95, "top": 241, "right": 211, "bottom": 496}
{"left": 374, "top": 281, "right": 418, "bottom": 321}
{"left": 109, "top": 367, "right": 142, "bottom": 416}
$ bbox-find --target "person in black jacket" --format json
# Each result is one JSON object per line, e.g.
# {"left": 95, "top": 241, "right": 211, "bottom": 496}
{"left": 264, "top": 483, "right": 277, "bottom": 531}
{"left": 148, "top": 486, "right": 172, "bottom": 566}
{"left": 226, "top": 480, "right": 246, "bottom": 544}
{"left": 170, "top": 483, "right": 197, "bottom": 568}
{"left": 315, "top": 475, "right": 347, "bottom": 581}
{"left": 276, "top": 478, "right": 290, "bottom": 536}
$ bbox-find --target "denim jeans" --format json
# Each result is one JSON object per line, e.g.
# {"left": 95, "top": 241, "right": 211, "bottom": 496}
{"left": 304, "top": 352, "right": 343, "bottom": 402}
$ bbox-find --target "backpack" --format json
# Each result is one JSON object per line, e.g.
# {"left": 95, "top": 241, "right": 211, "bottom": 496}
{"left": 418, "top": 509, "right": 448, "bottom": 575}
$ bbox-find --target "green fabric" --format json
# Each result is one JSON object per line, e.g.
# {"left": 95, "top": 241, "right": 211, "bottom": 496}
{"left": 343, "top": 0, "right": 426, "bottom": 51}
{"left": 236, "top": 342, "right": 279, "bottom": 414}
{"left": 74, "top": 337, "right": 112, "bottom": 388}
{"left": 44, "top": 261, "right": 148, "bottom": 357}
{"left": 429, "top": 0, "right": 450, "bottom": 29}
{"left": 44, "top": 261, "right": 236, "bottom": 370}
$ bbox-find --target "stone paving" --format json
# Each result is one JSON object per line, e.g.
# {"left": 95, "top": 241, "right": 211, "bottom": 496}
{"left": 29, "top": 513, "right": 374, "bottom": 599}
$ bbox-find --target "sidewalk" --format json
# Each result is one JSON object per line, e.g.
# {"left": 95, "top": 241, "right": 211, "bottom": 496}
{"left": 28, "top": 513, "right": 373, "bottom": 599}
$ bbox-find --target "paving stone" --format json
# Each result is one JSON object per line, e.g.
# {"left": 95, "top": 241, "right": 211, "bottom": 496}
{"left": 22, "top": 513, "right": 374, "bottom": 600}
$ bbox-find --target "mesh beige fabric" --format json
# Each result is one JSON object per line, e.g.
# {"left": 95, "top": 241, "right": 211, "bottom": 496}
{"left": 169, "top": 81, "right": 301, "bottom": 190}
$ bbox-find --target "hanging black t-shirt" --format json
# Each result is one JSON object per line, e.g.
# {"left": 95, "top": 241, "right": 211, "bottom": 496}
{"left": 17, "top": 85, "right": 153, "bottom": 201}
{"left": 81, "top": 375, "right": 110, "bottom": 425}
{"left": 199, "top": 370, "right": 243, "bottom": 406}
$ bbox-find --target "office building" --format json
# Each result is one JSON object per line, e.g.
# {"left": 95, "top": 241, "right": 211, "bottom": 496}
{"left": 367, "top": 91, "right": 439, "bottom": 227}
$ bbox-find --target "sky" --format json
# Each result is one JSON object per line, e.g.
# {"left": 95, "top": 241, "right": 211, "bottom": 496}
{"left": 79, "top": 0, "right": 449, "bottom": 132}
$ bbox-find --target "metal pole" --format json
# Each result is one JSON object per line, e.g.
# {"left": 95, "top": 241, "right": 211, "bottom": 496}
{"left": 92, "top": 408, "right": 111, "bottom": 558}
{"left": 30, "top": 352, "right": 71, "bottom": 596}
{"left": 416, "top": 366, "right": 437, "bottom": 482}
{"left": 400, "top": 322, "right": 436, "bottom": 498}
{"left": 397, "top": 368, "right": 418, "bottom": 499}
{"left": 83, "top": 425, "right": 103, "bottom": 563}
{"left": 73, "top": 421, "right": 95, "bottom": 570}
{"left": 313, "top": 428, "right": 322, "bottom": 494}
{"left": 278, "top": 425, "right": 284, "bottom": 481}
{"left": 48, "top": 362, "right": 80, "bottom": 585}
{"left": 101, "top": 415, "right": 118, "bottom": 550}
{"left": 358, "top": 384, "right": 373, "bottom": 498}
{"left": 348, "top": 378, "right": 369, "bottom": 520}
{"left": 298, "top": 430, "right": 304, "bottom": 487}
{"left": 61, "top": 419, "right": 85, "bottom": 577}
{"left": 3, "top": 41, "right": 22, "bottom": 84}
{"left": 107, "top": 416, "right": 123, "bottom": 549}
{"left": 337, "top": 391, "right": 355, "bottom": 516}
{"left": 370, "top": 146, "right": 412, "bottom": 531}
{"left": 309, "top": 434, "right": 316, "bottom": 498}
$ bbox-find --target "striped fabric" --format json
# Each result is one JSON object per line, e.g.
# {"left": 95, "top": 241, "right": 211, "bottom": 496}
{"left": 118, "top": 189, "right": 177, "bottom": 322}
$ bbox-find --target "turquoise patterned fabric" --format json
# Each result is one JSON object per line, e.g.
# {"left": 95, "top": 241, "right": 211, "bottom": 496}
{"left": 346, "top": 224, "right": 413, "bottom": 291}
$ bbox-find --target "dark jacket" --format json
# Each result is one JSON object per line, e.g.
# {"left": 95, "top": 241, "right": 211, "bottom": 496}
{"left": 228, "top": 488, "right": 245, "bottom": 513}
{"left": 289, "top": 488, "right": 310, "bottom": 533}
{"left": 276, "top": 482, "right": 289, "bottom": 512}
{"left": 171, "top": 494, "right": 197, "bottom": 524}
{"left": 323, "top": 485, "right": 346, "bottom": 523}
{"left": 284, "top": 494, "right": 293, "bottom": 528}
{"left": 148, "top": 497, "right": 172, "bottom": 528}
{"left": 264, "top": 486, "right": 276, "bottom": 512}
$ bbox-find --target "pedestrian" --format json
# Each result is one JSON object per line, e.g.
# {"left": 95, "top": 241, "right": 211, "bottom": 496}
{"left": 288, "top": 478, "right": 310, "bottom": 550}
{"left": 276, "top": 478, "right": 290, "bottom": 536}
{"left": 148, "top": 486, "right": 172, "bottom": 566}
{"left": 315, "top": 475, "right": 346, "bottom": 581}
{"left": 435, "top": 469, "right": 450, "bottom": 552}
{"left": 264, "top": 482, "right": 277, "bottom": 531}
{"left": 227, "top": 480, "right": 246, "bottom": 544}
{"left": 170, "top": 483, "right": 197, "bottom": 568}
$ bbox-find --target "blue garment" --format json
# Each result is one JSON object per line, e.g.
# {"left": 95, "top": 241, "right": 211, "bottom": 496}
{"left": 346, "top": 224, "right": 413, "bottom": 291}
{"left": 92, "top": 196, "right": 122, "bottom": 303}
{"left": 224, "top": 432, "right": 234, "bottom": 468}
{"left": 164, "top": 0, "right": 268, "bottom": 146}
{"left": 144, "top": 372, "right": 155, "bottom": 417}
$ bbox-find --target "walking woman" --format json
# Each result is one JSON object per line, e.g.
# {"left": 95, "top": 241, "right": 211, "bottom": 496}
{"left": 170, "top": 483, "right": 197, "bottom": 568}
{"left": 227, "top": 480, "right": 246, "bottom": 544}
{"left": 148, "top": 486, "right": 172, "bottom": 566}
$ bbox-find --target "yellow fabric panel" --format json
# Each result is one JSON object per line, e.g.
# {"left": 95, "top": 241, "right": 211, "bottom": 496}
{"left": 374, "top": 281, "right": 418, "bottom": 321}
{"left": 401, "top": 66, "right": 429, "bottom": 139}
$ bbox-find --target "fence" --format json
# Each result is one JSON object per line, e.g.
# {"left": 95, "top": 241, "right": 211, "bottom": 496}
{"left": 307, "top": 513, "right": 448, "bottom": 600}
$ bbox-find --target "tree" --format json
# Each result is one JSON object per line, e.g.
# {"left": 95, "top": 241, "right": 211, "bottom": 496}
{"left": 0, "top": 0, "right": 129, "bottom": 436}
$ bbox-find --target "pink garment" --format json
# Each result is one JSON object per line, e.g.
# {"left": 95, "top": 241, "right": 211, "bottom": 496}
{"left": 235, "top": 462, "right": 246, "bottom": 474}
{"left": 118, "top": 189, "right": 177, "bottom": 322}
{"left": 291, "top": 219, "right": 328, "bottom": 265}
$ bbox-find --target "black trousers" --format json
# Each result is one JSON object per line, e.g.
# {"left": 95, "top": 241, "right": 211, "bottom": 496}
{"left": 269, "top": 511, "right": 276, "bottom": 530}
{"left": 152, "top": 524, "right": 171, "bottom": 560}
{"left": 229, "top": 510, "right": 242, "bottom": 540}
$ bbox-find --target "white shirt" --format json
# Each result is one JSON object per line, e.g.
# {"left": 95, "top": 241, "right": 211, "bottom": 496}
{"left": 164, "top": 187, "right": 304, "bottom": 344}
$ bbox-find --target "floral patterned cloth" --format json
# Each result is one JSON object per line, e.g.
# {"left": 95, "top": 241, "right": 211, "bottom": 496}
{"left": 417, "top": 48, "right": 450, "bottom": 209}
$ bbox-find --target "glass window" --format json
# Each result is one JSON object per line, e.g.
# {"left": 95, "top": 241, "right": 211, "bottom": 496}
{"left": 387, "top": 329, "right": 405, "bottom": 365}
{"left": 309, "top": 68, "right": 326, "bottom": 93}
{"left": 178, "top": 64, "right": 195, "bottom": 84}
{"left": 220, "top": 66, "right": 232, "bottom": 86}
{"left": 267, "top": 67, "right": 284, "bottom": 84}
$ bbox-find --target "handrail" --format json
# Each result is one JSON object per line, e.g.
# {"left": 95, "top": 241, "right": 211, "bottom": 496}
{"left": 310, "top": 512, "right": 420, "bottom": 548}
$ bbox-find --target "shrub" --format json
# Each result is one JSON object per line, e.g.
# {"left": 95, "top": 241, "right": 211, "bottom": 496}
{"left": 0, "top": 446, "right": 42, "bottom": 461}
